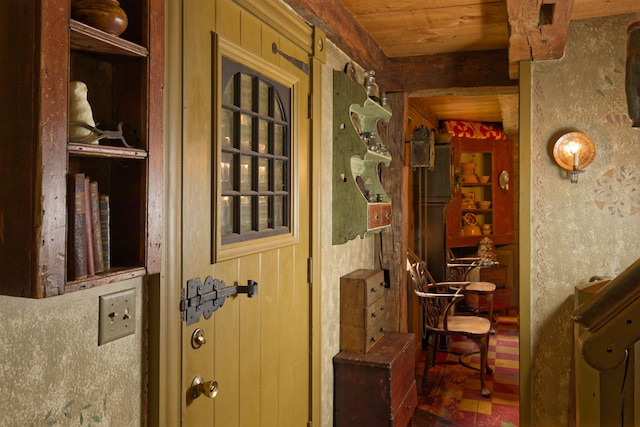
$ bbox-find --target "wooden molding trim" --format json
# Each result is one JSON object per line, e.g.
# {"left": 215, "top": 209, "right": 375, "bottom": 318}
{"left": 235, "top": 0, "right": 313, "bottom": 53}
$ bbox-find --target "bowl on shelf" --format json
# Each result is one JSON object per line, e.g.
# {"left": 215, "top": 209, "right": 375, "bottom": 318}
{"left": 478, "top": 175, "right": 490, "bottom": 183}
{"left": 476, "top": 201, "right": 491, "bottom": 209}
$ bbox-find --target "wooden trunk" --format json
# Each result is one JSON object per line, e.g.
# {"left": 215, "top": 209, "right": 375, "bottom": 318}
{"left": 334, "top": 332, "right": 417, "bottom": 427}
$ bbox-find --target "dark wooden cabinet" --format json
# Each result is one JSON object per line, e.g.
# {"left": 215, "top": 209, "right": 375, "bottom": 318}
{"left": 425, "top": 204, "right": 448, "bottom": 283}
{"left": 0, "top": 0, "right": 163, "bottom": 297}
{"left": 412, "top": 144, "right": 454, "bottom": 282}
{"left": 426, "top": 144, "right": 454, "bottom": 202}
{"left": 334, "top": 332, "right": 417, "bottom": 427}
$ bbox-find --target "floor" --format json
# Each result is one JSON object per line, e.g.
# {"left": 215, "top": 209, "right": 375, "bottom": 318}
{"left": 412, "top": 313, "right": 520, "bottom": 427}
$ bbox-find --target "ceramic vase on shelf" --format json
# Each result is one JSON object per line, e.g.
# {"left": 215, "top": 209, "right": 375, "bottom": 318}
{"left": 71, "top": 0, "right": 128, "bottom": 37}
{"left": 626, "top": 21, "right": 640, "bottom": 128}
{"left": 462, "top": 223, "right": 481, "bottom": 236}
{"left": 460, "top": 162, "right": 478, "bottom": 183}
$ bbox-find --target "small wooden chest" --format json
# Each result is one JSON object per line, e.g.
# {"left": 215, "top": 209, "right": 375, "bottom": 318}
{"left": 334, "top": 332, "right": 417, "bottom": 426}
{"left": 340, "top": 269, "right": 387, "bottom": 353}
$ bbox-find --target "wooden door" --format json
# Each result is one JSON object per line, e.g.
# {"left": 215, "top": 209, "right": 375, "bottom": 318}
{"left": 179, "top": 1, "right": 312, "bottom": 425}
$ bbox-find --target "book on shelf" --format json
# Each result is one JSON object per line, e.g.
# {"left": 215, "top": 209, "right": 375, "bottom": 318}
{"left": 70, "top": 174, "right": 112, "bottom": 280}
{"left": 90, "top": 181, "right": 104, "bottom": 273}
{"left": 83, "top": 177, "right": 95, "bottom": 276}
{"left": 99, "top": 194, "right": 111, "bottom": 270}
{"left": 70, "top": 173, "right": 88, "bottom": 280}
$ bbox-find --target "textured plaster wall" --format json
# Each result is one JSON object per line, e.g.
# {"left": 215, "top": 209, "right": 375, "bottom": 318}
{"left": 319, "top": 41, "right": 376, "bottom": 427}
{"left": 0, "top": 278, "right": 145, "bottom": 426}
{"left": 528, "top": 13, "right": 640, "bottom": 425}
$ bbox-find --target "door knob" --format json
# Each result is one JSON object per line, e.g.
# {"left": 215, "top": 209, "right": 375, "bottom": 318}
{"left": 191, "top": 375, "right": 218, "bottom": 399}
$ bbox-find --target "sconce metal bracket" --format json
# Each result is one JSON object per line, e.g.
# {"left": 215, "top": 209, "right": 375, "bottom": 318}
{"left": 180, "top": 276, "right": 258, "bottom": 325}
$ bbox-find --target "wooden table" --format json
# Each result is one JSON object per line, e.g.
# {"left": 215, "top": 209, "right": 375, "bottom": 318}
{"left": 468, "top": 264, "right": 511, "bottom": 314}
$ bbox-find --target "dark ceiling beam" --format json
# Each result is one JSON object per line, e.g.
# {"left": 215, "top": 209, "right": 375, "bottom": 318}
{"left": 282, "top": 0, "right": 518, "bottom": 92}
{"left": 281, "top": 0, "right": 390, "bottom": 74}
{"left": 506, "top": 0, "right": 575, "bottom": 78}
{"left": 385, "top": 50, "right": 517, "bottom": 93}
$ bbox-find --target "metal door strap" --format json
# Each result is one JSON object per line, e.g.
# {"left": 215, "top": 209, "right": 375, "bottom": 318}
{"left": 180, "top": 276, "right": 258, "bottom": 325}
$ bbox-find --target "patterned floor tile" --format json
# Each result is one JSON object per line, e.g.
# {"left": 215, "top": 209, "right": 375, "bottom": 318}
{"left": 412, "top": 313, "right": 520, "bottom": 426}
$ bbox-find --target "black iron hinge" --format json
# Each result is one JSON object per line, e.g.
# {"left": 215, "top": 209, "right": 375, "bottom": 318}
{"left": 180, "top": 276, "right": 258, "bottom": 325}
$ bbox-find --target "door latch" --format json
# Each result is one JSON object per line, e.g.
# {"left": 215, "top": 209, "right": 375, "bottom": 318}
{"left": 180, "top": 276, "right": 258, "bottom": 325}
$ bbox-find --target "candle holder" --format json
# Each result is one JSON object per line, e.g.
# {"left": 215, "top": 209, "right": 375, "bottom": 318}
{"left": 552, "top": 131, "right": 596, "bottom": 183}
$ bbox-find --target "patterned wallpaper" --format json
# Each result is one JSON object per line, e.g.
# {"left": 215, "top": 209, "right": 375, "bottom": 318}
{"left": 529, "top": 13, "right": 640, "bottom": 425}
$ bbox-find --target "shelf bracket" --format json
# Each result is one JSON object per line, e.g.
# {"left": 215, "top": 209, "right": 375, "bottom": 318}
{"left": 180, "top": 276, "right": 258, "bottom": 325}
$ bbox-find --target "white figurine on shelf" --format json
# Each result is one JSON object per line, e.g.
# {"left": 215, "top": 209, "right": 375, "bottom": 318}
{"left": 68, "top": 81, "right": 97, "bottom": 142}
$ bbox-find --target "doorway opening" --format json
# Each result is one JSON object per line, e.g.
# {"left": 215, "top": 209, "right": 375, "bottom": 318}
{"left": 406, "top": 95, "right": 520, "bottom": 423}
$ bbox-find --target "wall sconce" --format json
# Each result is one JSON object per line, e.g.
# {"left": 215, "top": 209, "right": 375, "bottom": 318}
{"left": 552, "top": 132, "right": 596, "bottom": 183}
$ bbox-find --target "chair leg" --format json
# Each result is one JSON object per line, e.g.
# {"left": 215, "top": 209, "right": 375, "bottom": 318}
{"left": 470, "top": 333, "right": 492, "bottom": 398}
{"left": 431, "top": 335, "right": 438, "bottom": 367}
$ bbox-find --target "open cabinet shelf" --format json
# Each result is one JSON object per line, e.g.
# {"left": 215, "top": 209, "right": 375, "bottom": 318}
{"left": 332, "top": 70, "right": 393, "bottom": 244}
{"left": 0, "top": 0, "right": 163, "bottom": 297}
{"left": 446, "top": 137, "right": 514, "bottom": 248}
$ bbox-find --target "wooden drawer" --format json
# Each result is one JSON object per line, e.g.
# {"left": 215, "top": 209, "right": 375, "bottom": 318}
{"left": 368, "top": 202, "right": 392, "bottom": 228}
{"left": 340, "top": 269, "right": 387, "bottom": 353}
{"left": 340, "top": 301, "right": 387, "bottom": 352}
{"left": 393, "top": 380, "right": 418, "bottom": 427}
{"left": 334, "top": 332, "right": 417, "bottom": 427}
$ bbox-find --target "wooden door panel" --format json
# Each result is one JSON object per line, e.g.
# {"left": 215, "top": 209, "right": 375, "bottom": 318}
{"left": 212, "top": 262, "right": 241, "bottom": 426}
{"left": 238, "top": 254, "right": 261, "bottom": 426}
{"left": 181, "top": 3, "right": 311, "bottom": 424}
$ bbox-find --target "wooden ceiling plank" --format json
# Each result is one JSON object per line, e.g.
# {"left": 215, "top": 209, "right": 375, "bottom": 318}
{"left": 351, "top": 3, "right": 508, "bottom": 28}
{"left": 571, "top": 0, "right": 640, "bottom": 20}
{"left": 369, "top": 19, "right": 509, "bottom": 44}
{"left": 342, "top": 0, "right": 505, "bottom": 15}
{"left": 381, "top": 25, "right": 508, "bottom": 58}
{"left": 346, "top": 3, "right": 509, "bottom": 57}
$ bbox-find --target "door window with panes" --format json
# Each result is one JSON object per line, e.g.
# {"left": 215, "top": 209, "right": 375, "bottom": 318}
{"left": 216, "top": 55, "right": 296, "bottom": 260}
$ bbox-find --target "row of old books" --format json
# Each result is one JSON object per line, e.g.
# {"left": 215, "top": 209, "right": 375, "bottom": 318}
{"left": 69, "top": 173, "right": 110, "bottom": 280}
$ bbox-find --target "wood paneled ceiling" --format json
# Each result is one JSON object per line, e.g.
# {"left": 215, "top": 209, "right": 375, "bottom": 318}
{"left": 283, "top": 0, "right": 640, "bottom": 137}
